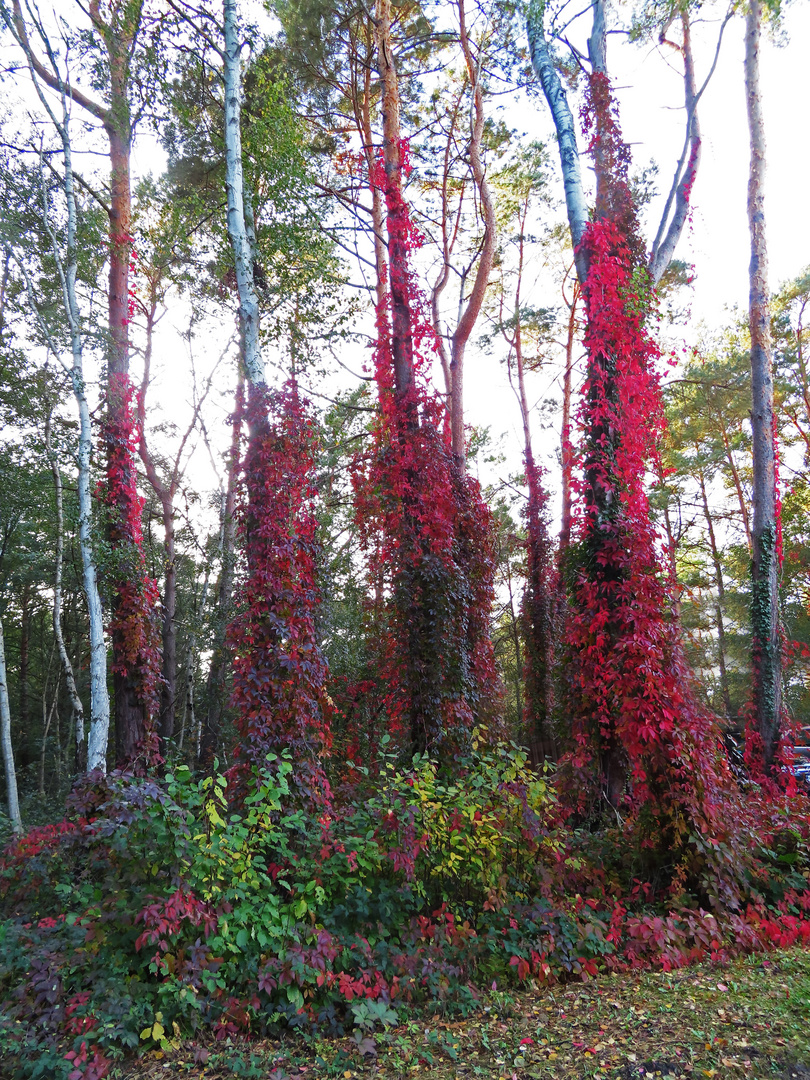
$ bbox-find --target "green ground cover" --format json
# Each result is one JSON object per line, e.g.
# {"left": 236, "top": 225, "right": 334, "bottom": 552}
{"left": 118, "top": 948, "right": 810, "bottom": 1080}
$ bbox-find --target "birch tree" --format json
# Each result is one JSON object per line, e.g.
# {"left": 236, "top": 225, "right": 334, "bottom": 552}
{"left": 6, "top": 0, "right": 163, "bottom": 764}
{"left": 0, "top": 45, "right": 112, "bottom": 772}
{"left": 0, "top": 618, "right": 22, "bottom": 834}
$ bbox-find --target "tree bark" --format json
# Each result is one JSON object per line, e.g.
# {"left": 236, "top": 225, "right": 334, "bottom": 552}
{"left": 46, "top": 413, "right": 86, "bottom": 771}
{"left": 200, "top": 368, "right": 243, "bottom": 768}
{"left": 223, "top": 0, "right": 264, "bottom": 389}
{"left": 19, "top": 583, "right": 30, "bottom": 767}
{"left": 526, "top": 1, "right": 589, "bottom": 285}
{"left": 745, "top": 0, "right": 782, "bottom": 773}
{"left": 448, "top": 0, "right": 497, "bottom": 466}
{"left": 375, "top": 0, "right": 416, "bottom": 411}
{"left": 649, "top": 12, "right": 702, "bottom": 284}
{"left": 0, "top": 620, "right": 22, "bottom": 834}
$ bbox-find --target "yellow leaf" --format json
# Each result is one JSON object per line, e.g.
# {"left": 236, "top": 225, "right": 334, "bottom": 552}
{"left": 152, "top": 1022, "right": 165, "bottom": 1040}
{"left": 139, "top": 1027, "right": 152, "bottom": 1040}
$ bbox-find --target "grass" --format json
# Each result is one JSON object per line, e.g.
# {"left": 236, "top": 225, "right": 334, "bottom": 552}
{"left": 118, "top": 947, "right": 810, "bottom": 1080}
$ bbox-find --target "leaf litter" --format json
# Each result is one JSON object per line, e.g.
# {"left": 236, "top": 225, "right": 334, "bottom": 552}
{"left": 116, "top": 946, "right": 810, "bottom": 1080}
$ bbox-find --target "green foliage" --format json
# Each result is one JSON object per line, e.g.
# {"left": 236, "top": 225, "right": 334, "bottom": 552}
{"left": 350, "top": 734, "right": 559, "bottom": 911}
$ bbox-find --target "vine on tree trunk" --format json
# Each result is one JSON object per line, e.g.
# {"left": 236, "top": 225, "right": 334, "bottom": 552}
{"left": 353, "top": 142, "right": 500, "bottom": 758}
{"left": 229, "top": 382, "right": 333, "bottom": 810}
{"left": 560, "top": 74, "right": 723, "bottom": 841}
{"left": 99, "top": 371, "right": 162, "bottom": 770}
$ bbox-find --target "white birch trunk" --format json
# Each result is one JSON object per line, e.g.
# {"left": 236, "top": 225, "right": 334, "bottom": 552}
{"left": 223, "top": 0, "right": 264, "bottom": 387}
{"left": 526, "top": 0, "right": 589, "bottom": 284}
{"left": 0, "top": 620, "right": 22, "bottom": 834}
{"left": 21, "top": 57, "right": 112, "bottom": 772}
{"left": 46, "top": 415, "right": 86, "bottom": 766}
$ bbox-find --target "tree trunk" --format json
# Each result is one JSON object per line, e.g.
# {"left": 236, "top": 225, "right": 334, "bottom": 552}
{"left": 698, "top": 471, "right": 733, "bottom": 722}
{"left": 559, "top": 277, "right": 579, "bottom": 552}
{"left": 448, "top": 0, "right": 497, "bottom": 466}
{"left": 503, "top": 200, "right": 555, "bottom": 752}
{"left": 719, "top": 417, "right": 753, "bottom": 551}
{"left": 200, "top": 368, "right": 244, "bottom": 767}
{"left": 223, "top": 0, "right": 263, "bottom": 390}
{"left": 375, "top": 0, "right": 416, "bottom": 411}
{"left": 526, "top": 2, "right": 589, "bottom": 284}
{"left": 0, "top": 620, "right": 22, "bottom": 834}
{"left": 745, "top": 0, "right": 782, "bottom": 774}
{"left": 649, "top": 12, "right": 702, "bottom": 284}
{"left": 159, "top": 497, "right": 177, "bottom": 746}
{"left": 137, "top": 304, "right": 178, "bottom": 753}
{"left": 46, "top": 414, "right": 86, "bottom": 771}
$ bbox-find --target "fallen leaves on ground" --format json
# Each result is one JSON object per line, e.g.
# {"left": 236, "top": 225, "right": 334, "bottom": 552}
{"left": 116, "top": 947, "right": 810, "bottom": 1080}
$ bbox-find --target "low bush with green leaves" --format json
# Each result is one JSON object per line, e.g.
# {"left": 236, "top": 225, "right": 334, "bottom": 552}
{"left": 0, "top": 738, "right": 561, "bottom": 1075}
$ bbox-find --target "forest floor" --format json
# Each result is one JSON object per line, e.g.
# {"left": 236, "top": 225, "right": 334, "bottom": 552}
{"left": 117, "top": 947, "right": 810, "bottom": 1080}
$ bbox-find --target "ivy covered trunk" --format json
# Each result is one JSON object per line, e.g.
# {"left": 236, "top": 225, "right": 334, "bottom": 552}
{"left": 104, "top": 375, "right": 162, "bottom": 769}
{"left": 100, "top": 5, "right": 159, "bottom": 767}
{"left": 353, "top": 0, "right": 499, "bottom": 758}
{"left": 229, "top": 386, "right": 333, "bottom": 806}
{"left": 744, "top": 0, "right": 783, "bottom": 779}
{"left": 551, "top": 75, "right": 721, "bottom": 836}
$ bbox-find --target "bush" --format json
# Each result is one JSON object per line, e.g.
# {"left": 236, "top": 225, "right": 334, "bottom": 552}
{"left": 0, "top": 739, "right": 559, "bottom": 1071}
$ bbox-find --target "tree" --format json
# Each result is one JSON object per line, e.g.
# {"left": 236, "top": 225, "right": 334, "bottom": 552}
{"left": 744, "top": 0, "right": 782, "bottom": 779}
{"left": 5, "top": 0, "right": 165, "bottom": 765}
{"left": 0, "top": 75, "right": 114, "bottom": 773}
{"left": 526, "top": 0, "right": 725, "bottom": 821}
{"left": 0, "top": 618, "right": 22, "bottom": 833}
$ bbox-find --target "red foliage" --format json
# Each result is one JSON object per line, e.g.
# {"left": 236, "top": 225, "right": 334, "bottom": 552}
{"left": 64, "top": 1040, "right": 111, "bottom": 1080}
{"left": 560, "top": 74, "right": 723, "bottom": 832}
{"left": 353, "top": 142, "right": 499, "bottom": 755}
{"left": 99, "top": 371, "right": 162, "bottom": 762}
{"left": 135, "top": 887, "right": 218, "bottom": 973}
{"left": 229, "top": 381, "right": 333, "bottom": 807}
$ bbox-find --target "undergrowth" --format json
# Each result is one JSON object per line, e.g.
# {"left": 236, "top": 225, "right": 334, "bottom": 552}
{"left": 1, "top": 741, "right": 809, "bottom": 1078}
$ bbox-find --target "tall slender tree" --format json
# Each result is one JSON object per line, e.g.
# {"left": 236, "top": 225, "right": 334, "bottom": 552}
{"left": 744, "top": 0, "right": 782, "bottom": 777}
{"left": 6, "top": 0, "right": 163, "bottom": 765}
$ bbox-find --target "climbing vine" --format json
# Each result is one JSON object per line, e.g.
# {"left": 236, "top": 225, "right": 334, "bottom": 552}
{"left": 560, "top": 74, "right": 723, "bottom": 841}
{"left": 229, "top": 382, "right": 333, "bottom": 809}
{"left": 99, "top": 371, "right": 162, "bottom": 765}
{"left": 352, "top": 141, "right": 499, "bottom": 757}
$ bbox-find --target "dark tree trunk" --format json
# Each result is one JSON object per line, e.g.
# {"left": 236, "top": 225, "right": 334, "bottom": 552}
{"left": 699, "top": 472, "right": 734, "bottom": 723}
{"left": 200, "top": 370, "right": 244, "bottom": 768}
{"left": 19, "top": 583, "right": 30, "bottom": 768}
{"left": 158, "top": 497, "right": 176, "bottom": 745}
{"left": 745, "top": 0, "right": 782, "bottom": 774}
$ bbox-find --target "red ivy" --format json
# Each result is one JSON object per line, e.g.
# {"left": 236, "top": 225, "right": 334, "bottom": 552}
{"left": 98, "top": 372, "right": 162, "bottom": 760}
{"left": 560, "top": 74, "right": 725, "bottom": 838}
{"left": 229, "top": 381, "right": 333, "bottom": 809}
{"left": 352, "top": 140, "right": 499, "bottom": 756}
